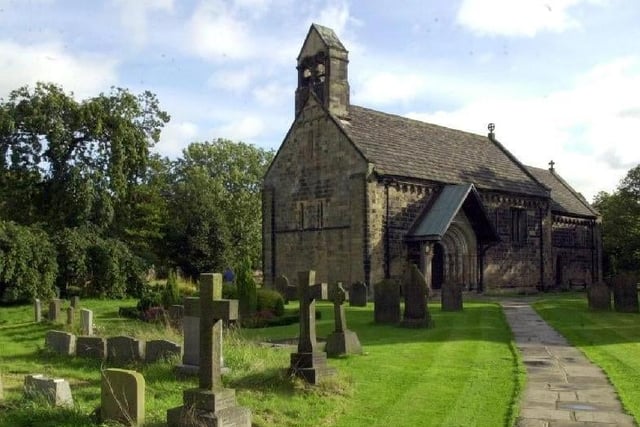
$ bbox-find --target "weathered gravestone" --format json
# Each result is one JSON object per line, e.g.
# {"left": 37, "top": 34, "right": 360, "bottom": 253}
{"left": 101, "top": 368, "right": 145, "bottom": 426}
{"left": 349, "top": 282, "right": 367, "bottom": 307}
{"left": 169, "top": 304, "right": 184, "bottom": 329}
{"left": 70, "top": 296, "right": 80, "bottom": 308}
{"left": 45, "top": 330, "right": 76, "bottom": 355}
{"left": 274, "top": 275, "right": 290, "bottom": 304}
{"left": 24, "top": 374, "right": 73, "bottom": 407}
{"left": 107, "top": 336, "right": 145, "bottom": 364}
{"left": 146, "top": 340, "right": 182, "bottom": 363}
{"left": 611, "top": 273, "right": 639, "bottom": 313}
{"left": 34, "top": 298, "right": 42, "bottom": 322}
{"left": 441, "top": 281, "right": 463, "bottom": 311}
{"left": 48, "top": 299, "right": 62, "bottom": 322}
{"left": 80, "top": 308, "right": 93, "bottom": 336}
{"left": 315, "top": 282, "right": 329, "bottom": 301}
{"left": 401, "top": 264, "right": 431, "bottom": 328}
{"left": 76, "top": 336, "right": 107, "bottom": 359}
{"left": 66, "top": 306, "right": 74, "bottom": 325}
{"left": 588, "top": 282, "right": 611, "bottom": 311}
{"left": 374, "top": 279, "right": 400, "bottom": 324}
{"left": 288, "top": 270, "right": 336, "bottom": 384}
{"left": 167, "top": 273, "right": 251, "bottom": 427}
{"left": 328, "top": 281, "right": 349, "bottom": 302}
{"left": 179, "top": 297, "right": 200, "bottom": 374}
{"left": 325, "top": 283, "right": 362, "bottom": 357}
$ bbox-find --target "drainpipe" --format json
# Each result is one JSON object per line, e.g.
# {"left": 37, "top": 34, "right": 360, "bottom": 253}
{"left": 538, "top": 206, "right": 545, "bottom": 292}
{"left": 384, "top": 182, "right": 390, "bottom": 279}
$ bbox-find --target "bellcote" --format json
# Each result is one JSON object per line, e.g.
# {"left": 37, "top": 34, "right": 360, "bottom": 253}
{"left": 295, "top": 24, "right": 350, "bottom": 118}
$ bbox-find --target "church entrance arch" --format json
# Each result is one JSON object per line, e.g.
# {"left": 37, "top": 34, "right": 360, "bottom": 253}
{"left": 432, "top": 221, "right": 478, "bottom": 289}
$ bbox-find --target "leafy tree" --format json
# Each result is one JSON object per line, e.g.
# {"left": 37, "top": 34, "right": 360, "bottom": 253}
{"left": 236, "top": 257, "right": 257, "bottom": 318}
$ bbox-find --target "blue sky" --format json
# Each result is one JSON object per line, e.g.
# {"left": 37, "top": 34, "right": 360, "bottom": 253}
{"left": 1, "top": 0, "right": 639, "bottom": 201}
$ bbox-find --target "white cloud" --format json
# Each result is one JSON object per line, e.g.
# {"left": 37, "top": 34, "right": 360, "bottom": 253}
{"left": 207, "top": 68, "right": 257, "bottom": 92}
{"left": 253, "top": 82, "right": 289, "bottom": 107}
{"left": 212, "top": 116, "right": 266, "bottom": 142}
{"left": 112, "top": 0, "right": 174, "bottom": 47}
{"left": 155, "top": 120, "right": 199, "bottom": 158}
{"left": 456, "top": 0, "right": 594, "bottom": 37}
{"left": 0, "top": 40, "right": 117, "bottom": 99}
{"left": 355, "top": 72, "right": 428, "bottom": 105}
{"left": 317, "top": 0, "right": 351, "bottom": 36}
{"left": 407, "top": 56, "right": 640, "bottom": 201}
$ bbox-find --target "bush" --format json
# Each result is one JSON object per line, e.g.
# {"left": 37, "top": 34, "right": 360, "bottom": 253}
{"left": 236, "top": 257, "right": 257, "bottom": 318}
{"left": 161, "top": 269, "right": 181, "bottom": 307}
{"left": 137, "top": 288, "right": 163, "bottom": 312}
{"left": 256, "top": 288, "right": 285, "bottom": 317}
{"left": 222, "top": 282, "right": 237, "bottom": 299}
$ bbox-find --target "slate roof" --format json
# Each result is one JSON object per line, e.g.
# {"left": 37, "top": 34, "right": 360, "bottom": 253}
{"left": 310, "top": 23, "right": 347, "bottom": 52}
{"left": 337, "top": 105, "right": 549, "bottom": 197}
{"left": 526, "top": 166, "right": 598, "bottom": 218}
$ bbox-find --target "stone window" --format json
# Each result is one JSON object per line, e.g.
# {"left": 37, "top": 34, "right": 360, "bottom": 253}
{"left": 511, "top": 208, "right": 527, "bottom": 244}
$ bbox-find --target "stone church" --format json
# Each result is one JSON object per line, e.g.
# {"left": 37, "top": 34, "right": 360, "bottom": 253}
{"left": 262, "top": 24, "right": 602, "bottom": 292}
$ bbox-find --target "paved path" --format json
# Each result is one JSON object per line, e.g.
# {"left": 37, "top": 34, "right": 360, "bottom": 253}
{"left": 501, "top": 300, "right": 636, "bottom": 427}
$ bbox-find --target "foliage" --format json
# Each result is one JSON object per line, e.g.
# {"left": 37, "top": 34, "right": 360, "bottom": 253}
{"left": 161, "top": 269, "right": 181, "bottom": 308}
{"left": 137, "top": 287, "right": 163, "bottom": 312}
{"left": 236, "top": 257, "right": 257, "bottom": 318}
{"left": 0, "top": 221, "right": 58, "bottom": 302}
{"left": 256, "top": 288, "right": 285, "bottom": 317}
{"left": 222, "top": 282, "right": 238, "bottom": 299}
{"left": 87, "top": 237, "right": 146, "bottom": 298}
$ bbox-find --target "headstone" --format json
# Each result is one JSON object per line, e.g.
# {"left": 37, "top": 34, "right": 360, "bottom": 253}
{"left": 441, "top": 281, "right": 463, "bottom": 311}
{"left": 24, "top": 374, "right": 73, "bottom": 407}
{"left": 80, "top": 308, "right": 93, "bottom": 336}
{"left": 48, "top": 299, "right": 62, "bottom": 322}
{"left": 168, "top": 304, "right": 184, "bottom": 329}
{"left": 167, "top": 273, "right": 251, "bottom": 427}
{"left": 34, "top": 298, "right": 42, "bottom": 322}
{"left": 314, "top": 282, "right": 329, "bottom": 300}
{"left": 145, "top": 340, "right": 182, "bottom": 363}
{"left": 181, "top": 297, "right": 200, "bottom": 370}
{"left": 325, "top": 283, "right": 362, "bottom": 357}
{"left": 374, "top": 279, "right": 400, "bottom": 324}
{"left": 275, "top": 275, "right": 290, "bottom": 304}
{"left": 45, "top": 330, "right": 76, "bottom": 355}
{"left": 70, "top": 296, "right": 80, "bottom": 308}
{"left": 288, "top": 270, "right": 336, "bottom": 384}
{"left": 76, "top": 336, "right": 107, "bottom": 359}
{"left": 66, "top": 306, "right": 74, "bottom": 325}
{"left": 400, "top": 264, "right": 431, "bottom": 328}
{"left": 328, "top": 281, "right": 349, "bottom": 302}
{"left": 349, "top": 282, "right": 368, "bottom": 307}
{"left": 107, "top": 336, "right": 145, "bottom": 364}
{"left": 588, "top": 282, "right": 611, "bottom": 311}
{"left": 611, "top": 273, "right": 639, "bottom": 313}
{"left": 285, "top": 284, "right": 298, "bottom": 302}
{"left": 101, "top": 368, "right": 145, "bottom": 426}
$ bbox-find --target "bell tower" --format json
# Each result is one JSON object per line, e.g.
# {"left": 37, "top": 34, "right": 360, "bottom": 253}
{"left": 295, "top": 24, "right": 350, "bottom": 118}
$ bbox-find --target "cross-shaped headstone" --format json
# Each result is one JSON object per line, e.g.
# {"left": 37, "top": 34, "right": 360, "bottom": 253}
{"left": 548, "top": 160, "right": 555, "bottom": 171}
{"left": 297, "top": 270, "right": 319, "bottom": 353}
{"left": 199, "top": 273, "right": 238, "bottom": 391}
{"left": 332, "top": 283, "right": 347, "bottom": 333}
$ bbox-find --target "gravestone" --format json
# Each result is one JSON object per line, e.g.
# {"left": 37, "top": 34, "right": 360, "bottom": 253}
{"left": 288, "top": 270, "right": 336, "bottom": 384}
{"left": 70, "top": 296, "right": 80, "bottom": 308}
{"left": 66, "top": 306, "right": 74, "bottom": 325}
{"left": 169, "top": 304, "right": 184, "bottom": 329}
{"left": 167, "top": 273, "right": 251, "bottom": 427}
{"left": 48, "top": 299, "right": 62, "bottom": 322}
{"left": 24, "top": 374, "right": 73, "bottom": 407}
{"left": 314, "top": 282, "right": 329, "bottom": 300}
{"left": 400, "top": 264, "right": 431, "bottom": 328}
{"left": 146, "top": 340, "right": 182, "bottom": 363}
{"left": 180, "top": 297, "right": 200, "bottom": 371}
{"left": 107, "top": 336, "right": 145, "bottom": 364}
{"left": 76, "top": 336, "right": 107, "bottom": 359}
{"left": 34, "top": 298, "right": 42, "bottom": 322}
{"left": 588, "top": 282, "right": 611, "bottom": 311}
{"left": 328, "top": 281, "right": 349, "bottom": 302}
{"left": 275, "top": 275, "right": 290, "bottom": 304}
{"left": 101, "top": 368, "right": 145, "bottom": 426}
{"left": 611, "top": 273, "right": 639, "bottom": 313}
{"left": 325, "top": 283, "right": 362, "bottom": 357}
{"left": 349, "top": 282, "right": 367, "bottom": 307}
{"left": 80, "top": 308, "right": 93, "bottom": 336}
{"left": 441, "top": 281, "right": 463, "bottom": 311}
{"left": 374, "top": 279, "right": 400, "bottom": 324}
{"left": 45, "top": 330, "right": 76, "bottom": 355}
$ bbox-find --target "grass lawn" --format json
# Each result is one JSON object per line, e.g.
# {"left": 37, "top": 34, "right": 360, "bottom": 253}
{"left": 533, "top": 294, "right": 640, "bottom": 422}
{"left": 0, "top": 298, "right": 523, "bottom": 427}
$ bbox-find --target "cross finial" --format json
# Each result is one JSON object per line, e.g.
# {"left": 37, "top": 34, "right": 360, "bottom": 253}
{"left": 548, "top": 160, "right": 555, "bottom": 171}
{"left": 488, "top": 123, "right": 495, "bottom": 135}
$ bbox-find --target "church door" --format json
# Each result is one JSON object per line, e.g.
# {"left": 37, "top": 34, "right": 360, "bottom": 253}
{"left": 432, "top": 243, "right": 444, "bottom": 290}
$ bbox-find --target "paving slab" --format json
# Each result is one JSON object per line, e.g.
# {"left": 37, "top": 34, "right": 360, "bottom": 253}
{"left": 501, "top": 300, "right": 636, "bottom": 427}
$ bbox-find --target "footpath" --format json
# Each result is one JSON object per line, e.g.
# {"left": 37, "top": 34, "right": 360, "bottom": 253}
{"left": 501, "top": 300, "right": 636, "bottom": 427}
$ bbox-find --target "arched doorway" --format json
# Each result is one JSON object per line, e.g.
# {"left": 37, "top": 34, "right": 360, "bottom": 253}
{"left": 432, "top": 220, "right": 478, "bottom": 289}
{"left": 431, "top": 243, "right": 444, "bottom": 290}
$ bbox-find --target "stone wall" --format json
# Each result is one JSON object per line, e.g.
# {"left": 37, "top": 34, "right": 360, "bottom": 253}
{"left": 551, "top": 215, "right": 599, "bottom": 288}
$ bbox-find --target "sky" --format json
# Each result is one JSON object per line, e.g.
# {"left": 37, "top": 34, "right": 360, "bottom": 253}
{"left": 1, "top": 0, "right": 639, "bottom": 202}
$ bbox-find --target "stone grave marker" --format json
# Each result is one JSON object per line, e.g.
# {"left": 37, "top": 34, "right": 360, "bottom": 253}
{"left": 45, "top": 330, "right": 76, "bottom": 355}
{"left": 70, "top": 296, "right": 80, "bottom": 308}
{"left": 315, "top": 282, "right": 329, "bottom": 300}
{"left": 168, "top": 304, "right": 184, "bottom": 329}
{"left": 66, "top": 306, "right": 74, "bottom": 325}
{"left": 107, "top": 336, "right": 145, "bottom": 364}
{"left": 24, "top": 374, "right": 73, "bottom": 407}
{"left": 441, "top": 281, "right": 463, "bottom": 311}
{"left": 34, "top": 298, "right": 42, "bottom": 322}
{"left": 588, "top": 282, "right": 611, "bottom": 311}
{"left": 167, "top": 273, "right": 250, "bottom": 427}
{"left": 374, "top": 279, "right": 400, "bottom": 324}
{"left": 275, "top": 274, "right": 290, "bottom": 304}
{"left": 101, "top": 368, "right": 145, "bottom": 426}
{"left": 80, "top": 308, "right": 93, "bottom": 336}
{"left": 48, "top": 299, "right": 62, "bottom": 322}
{"left": 288, "top": 270, "right": 336, "bottom": 384}
{"left": 145, "top": 340, "right": 182, "bottom": 363}
{"left": 400, "top": 263, "right": 431, "bottom": 328}
{"left": 180, "top": 297, "right": 200, "bottom": 372}
{"left": 325, "top": 283, "right": 362, "bottom": 357}
{"left": 349, "top": 282, "right": 367, "bottom": 307}
{"left": 611, "top": 273, "right": 639, "bottom": 313}
{"left": 76, "top": 336, "right": 107, "bottom": 359}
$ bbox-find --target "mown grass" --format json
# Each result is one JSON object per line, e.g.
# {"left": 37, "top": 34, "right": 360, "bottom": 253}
{"left": 533, "top": 294, "right": 640, "bottom": 422}
{"left": 0, "top": 298, "right": 523, "bottom": 426}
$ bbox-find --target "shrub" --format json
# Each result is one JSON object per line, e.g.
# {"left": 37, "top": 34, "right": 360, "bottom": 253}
{"left": 222, "top": 282, "right": 237, "bottom": 299}
{"left": 256, "top": 288, "right": 285, "bottom": 317}
{"left": 137, "top": 288, "right": 163, "bottom": 312}
{"left": 161, "top": 269, "right": 181, "bottom": 307}
{"left": 236, "top": 257, "right": 257, "bottom": 318}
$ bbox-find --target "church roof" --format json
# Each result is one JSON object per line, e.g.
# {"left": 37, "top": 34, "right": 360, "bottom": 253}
{"left": 525, "top": 166, "right": 598, "bottom": 218}
{"left": 337, "top": 105, "right": 549, "bottom": 198}
{"left": 310, "top": 23, "right": 347, "bottom": 52}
